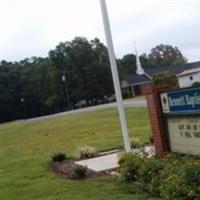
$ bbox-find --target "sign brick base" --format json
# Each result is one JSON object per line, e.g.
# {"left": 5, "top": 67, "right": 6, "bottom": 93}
{"left": 142, "top": 85, "right": 170, "bottom": 157}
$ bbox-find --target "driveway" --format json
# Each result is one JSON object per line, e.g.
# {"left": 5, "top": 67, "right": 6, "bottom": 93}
{"left": 27, "top": 97, "right": 147, "bottom": 122}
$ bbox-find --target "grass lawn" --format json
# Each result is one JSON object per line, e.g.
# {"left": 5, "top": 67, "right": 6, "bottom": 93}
{"left": 0, "top": 107, "right": 159, "bottom": 200}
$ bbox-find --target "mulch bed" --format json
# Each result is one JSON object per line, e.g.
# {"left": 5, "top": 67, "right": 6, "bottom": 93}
{"left": 50, "top": 160, "right": 111, "bottom": 180}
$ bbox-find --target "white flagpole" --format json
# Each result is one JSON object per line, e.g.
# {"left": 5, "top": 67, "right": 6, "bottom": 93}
{"left": 99, "top": 0, "right": 131, "bottom": 152}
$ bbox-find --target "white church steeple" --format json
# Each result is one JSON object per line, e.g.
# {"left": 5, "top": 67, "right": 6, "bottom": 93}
{"left": 134, "top": 42, "right": 144, "bottom": 75}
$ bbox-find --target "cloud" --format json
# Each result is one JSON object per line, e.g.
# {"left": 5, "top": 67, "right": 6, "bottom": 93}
{"left": 0, "top": 0, "right": 199, "bottom": 62}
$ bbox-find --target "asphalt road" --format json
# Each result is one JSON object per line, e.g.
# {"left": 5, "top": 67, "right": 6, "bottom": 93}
{"left": 27, "top": 97, "right": 147, "bottom": 122}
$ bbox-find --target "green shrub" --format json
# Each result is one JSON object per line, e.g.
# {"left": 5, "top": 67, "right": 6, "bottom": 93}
{"left": 75, "top": 145, "right": 97, "bottom": 159}
{"left": 118, "top": 153, "right": 200, "bottom": 199}
{"left": 73, "top": 165, "right": 87, "bottom": 179}
{"left": 52, "top": 152, "right": 66, "bottom": 162}
{"left": 153, "top": 71, "right": 179, "bottom": 89}
{"left": 159, "top": 158, "right": 200, "bottom": 200}
{"left": 191, "top": 81, "right": 200, "bottom": 88}
{"left": 131, "top": 137, "right": 144, "bottom": 149}
{"left": 139, "top": 158, "right": 164, "bottom": 183}
{"left": 140, "top": 158, "right": 166, "bottom": 195}
{"left": 118, "top": 152, "right": 143, "bottom": 182}
{"left": 183, "top": 164, "right": 200, "bottom": 198}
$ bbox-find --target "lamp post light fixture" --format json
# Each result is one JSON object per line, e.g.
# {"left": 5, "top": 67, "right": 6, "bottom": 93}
{"left": 62, "top": 74, "right": 66, "bottom": 82}
{"left": 20, "top": 98, "right": 24, "bottom": 103}
{"left": 20, "top": 97, "right": 26, "bottom": 120}
{"left": 99, "top": 0, "right": 131, "bottom": 152}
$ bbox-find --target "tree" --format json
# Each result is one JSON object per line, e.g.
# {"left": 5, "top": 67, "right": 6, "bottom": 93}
{"left": 70, "top": 37, "right": 113, "bottom": 104}
{"left": 90, "top": 38, "right": 114, "bottom": 98}
{"left": 118, "top": 54, "right": 136, "bottom": 80}
{"left": 0, "top": 61, "right": 17, "bottom": 122}
{"left": 49, "top": 37, "right": 114, "bottom": 106}
{"left": 2, "top": 38, "right": 190, "bottom": 123}
{"left": 148, "top": 44, "right": 187, "bottom": 66}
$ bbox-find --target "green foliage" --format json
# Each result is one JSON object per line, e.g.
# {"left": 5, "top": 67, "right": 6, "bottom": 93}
{"left": 158, "top": 154, "right": 200, "bottom": 200}
{"left": 118, "top": 152, "right": 143, "bottom": 182}
{"left": 0, "top": 37, "right": 114, "bottom": 123}
{"left": 153, "top": 71, "right": 179, "bottom": 89}
{"left": 118, "top": 54, "right": 136, "bottom": 80}
{"left": 75, "top": 145, "right": 97, "bottom": 159}
{"left": 73, "top": 165, "right": 87, "bottom": 179}
{"left": 52, "top": 152, "right": 67, "bottom": 162}
{"left": 131, "top": 137, "right": 144, "bottom": 149}
{"left": 118, "top": 153, "right": 200, "bottom": 199}
{"left": 49, "top": 37, "right": 114, "bottom": 107}
{"left": 0, "top": 39, "right": 187, "bottom": 123}
{"left": 139, "top": 158, "right": 164, "bottom": 183}
{"left": 191, "top": 82, "right": 200, "bottom": 88}
{"left": 138, "top": 158, "right": 165, "bottom": 194}
{"left": 148, "top": 44, "right": 187, "bottom": 66}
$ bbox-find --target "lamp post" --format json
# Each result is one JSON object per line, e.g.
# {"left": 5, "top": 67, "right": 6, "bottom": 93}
{"left": 21, "top": 97, "right": 26, "bottom": 120}
{"left": 99, "top": 0, "right": 131, "bottom": 152}
{"left": 61, "top": 74, "right": 70, "bottom": 107}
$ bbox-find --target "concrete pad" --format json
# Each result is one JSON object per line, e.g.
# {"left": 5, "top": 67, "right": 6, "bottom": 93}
{"left": 75, "top": 153, "right": 119, "bottom": 172}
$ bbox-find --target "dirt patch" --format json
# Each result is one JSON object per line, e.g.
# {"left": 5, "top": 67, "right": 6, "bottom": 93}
{"left": 50, "top": 160, "right": 111, "bottom": 180}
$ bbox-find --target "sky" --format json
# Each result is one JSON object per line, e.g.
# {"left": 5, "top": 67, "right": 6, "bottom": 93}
{"left": 0, "top": 0, "right": 200, "bottom": 62}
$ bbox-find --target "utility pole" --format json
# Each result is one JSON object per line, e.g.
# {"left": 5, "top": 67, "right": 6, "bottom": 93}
{"left": 99, "top": 0, "right": 131, "bottom": 152}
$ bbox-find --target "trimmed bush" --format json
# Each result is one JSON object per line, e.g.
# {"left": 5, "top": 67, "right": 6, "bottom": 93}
{"left": 191, "top": 81, "right": 200, "bottom": 88}
{"left": 153, "top": 71, "right": 179, "bottom": 89}
{"left": 73, "top": 165, "right": 87, "bottom": 179}
{"left": 159, "top": 155, "right": 200, "bottom": 200}
{"left": 52, "top": 152, "right": 66, "bottom": 162}
{"left": 118, "top": 153, "right": 200, "bottom": 199}
{"left": 139, "top": 158, "right": 164, "bottom": 183}
{"left": 75, "top": 145, "right": 97, "bottom": 159}
{"left": 118, "top": 152, "right": 143, "bottom": 182}
{"left": 138, "top": 158, "right": 165, "bottom": 195}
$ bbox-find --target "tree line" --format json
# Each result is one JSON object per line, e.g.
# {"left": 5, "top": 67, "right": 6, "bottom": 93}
{"left": 0, "top": 37, "right": 186, "bottom": 122}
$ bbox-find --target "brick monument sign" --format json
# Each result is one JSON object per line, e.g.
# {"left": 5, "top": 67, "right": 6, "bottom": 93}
{"left": 142, "top": 85, "right": 200, "bottom": 157}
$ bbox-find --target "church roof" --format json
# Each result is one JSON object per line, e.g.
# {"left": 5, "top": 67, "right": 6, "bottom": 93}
{"left": 145, "top": 61, "right": 200, "bottom": 77}
{"left": 125, "top": 61, "right": 200, "bottom": 86}
{"left": 178, "top": 67, "right": 200, "bottom": 77}
{"left": 126, "top": 74, "right": 151, "bottom": 86}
